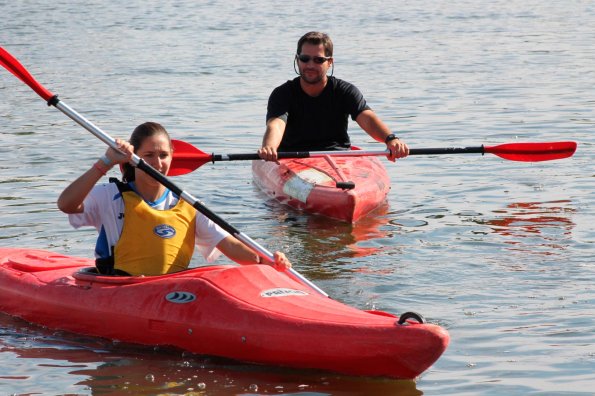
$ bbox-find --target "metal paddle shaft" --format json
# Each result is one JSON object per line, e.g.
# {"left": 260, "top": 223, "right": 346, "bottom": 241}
{"left": 0, "top": 46, "right": 327, "bottom": 297}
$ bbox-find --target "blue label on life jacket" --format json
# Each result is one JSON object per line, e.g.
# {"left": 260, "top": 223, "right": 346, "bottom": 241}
{"left": 154, "top": 224, "right": 176, "bottom": 239}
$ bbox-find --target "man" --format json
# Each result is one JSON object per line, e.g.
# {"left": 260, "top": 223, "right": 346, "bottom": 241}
{"left": 258, "top": 31, "right": 409, "bottom": 161}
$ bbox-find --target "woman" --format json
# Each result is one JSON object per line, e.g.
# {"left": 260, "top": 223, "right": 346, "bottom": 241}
{"left": 57, "top": 121, "right": 291, "bottom": 276}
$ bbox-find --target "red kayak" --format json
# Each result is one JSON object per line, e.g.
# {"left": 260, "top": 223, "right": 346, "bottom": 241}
{"left": 0, "top": 247, "right": 448, "bottom": 379}
{"left": 252, "top": 152, "right": 390, "bottom": 223}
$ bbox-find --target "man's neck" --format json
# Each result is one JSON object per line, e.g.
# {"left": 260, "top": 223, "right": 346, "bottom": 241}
{"left": 300, "top": 76, "right": 328, "bottom": 97}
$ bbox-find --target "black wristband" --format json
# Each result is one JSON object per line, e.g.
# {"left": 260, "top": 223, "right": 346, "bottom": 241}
{"left": 385, "top": 134, "right": 399, "bottom": 144}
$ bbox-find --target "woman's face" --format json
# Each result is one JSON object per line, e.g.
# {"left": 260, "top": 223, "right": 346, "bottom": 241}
{"left": 134, "top": 133, "right": 173, "bottom": 182}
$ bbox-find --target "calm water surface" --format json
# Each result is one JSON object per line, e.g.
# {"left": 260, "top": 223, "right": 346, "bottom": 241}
{"left": 1, "top": 1, "right": 593, "bottom": 395}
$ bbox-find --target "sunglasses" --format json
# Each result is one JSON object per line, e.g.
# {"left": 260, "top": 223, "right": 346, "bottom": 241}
{"left": 296, "top": 54, "right": 331, "bottom": 64}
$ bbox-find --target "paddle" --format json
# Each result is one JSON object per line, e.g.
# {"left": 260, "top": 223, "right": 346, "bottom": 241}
{"left": 168, "top": 139, "right": 578, "bottom": 176}
{"left": 0, "top": 46, "right": 327, "bottom": 297}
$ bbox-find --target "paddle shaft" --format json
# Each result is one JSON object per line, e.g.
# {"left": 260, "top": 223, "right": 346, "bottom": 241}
{"left": 170, "top": 138, "right": 577, "bottom": 177}
{"left": 208, "top": 147, "right": 485, "bottom": 162}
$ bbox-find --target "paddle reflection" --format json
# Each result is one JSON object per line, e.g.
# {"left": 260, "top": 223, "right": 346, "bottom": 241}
{"left": 0, "top": 314, "right": 420, "bottom": 396}
{"left": 483, "top": 200, "right": 575, "bottom": 254}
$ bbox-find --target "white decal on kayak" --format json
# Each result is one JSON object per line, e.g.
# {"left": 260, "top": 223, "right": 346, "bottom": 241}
{"left": 298, "top": 169, "right": 333, "bottom": 185}
{"left": 283, "top": 176, "right": 314, "bottom": 203}
{"left": 283, "top": 169, "right": 333, "bottom": 203}
{"left": 283, "top": 176, "right": 315, "bottom": 203}
{"left": 165, "top": 291, "right": 196, "bottom": 303}
{"left": 260, "top": 288, "right": 309, "bottom": 298}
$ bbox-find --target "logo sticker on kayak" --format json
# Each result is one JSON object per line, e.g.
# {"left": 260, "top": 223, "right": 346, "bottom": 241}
{"left": 165, "top": 291, "right": 196, "bottom": 303}
{"left": 154, "top": 224, "right": 176, "bottom": 239}
{"left": 260, "top": 288, "right": 309, "bottom": 298}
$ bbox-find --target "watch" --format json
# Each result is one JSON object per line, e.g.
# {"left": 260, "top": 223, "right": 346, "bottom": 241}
{"left": 384, "top": 134, "right": 399, "bottom": 144}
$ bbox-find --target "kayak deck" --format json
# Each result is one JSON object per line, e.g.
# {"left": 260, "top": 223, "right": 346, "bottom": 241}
{"left": 0, "top": 248, "right": 448, "bottom": 379}
{"left": 252, "top": 153, "right": 390, "bottom": 223}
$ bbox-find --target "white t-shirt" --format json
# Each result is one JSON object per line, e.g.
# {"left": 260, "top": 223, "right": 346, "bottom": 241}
{"left": 68, "top": 182, "right": 229, "bottom": 263}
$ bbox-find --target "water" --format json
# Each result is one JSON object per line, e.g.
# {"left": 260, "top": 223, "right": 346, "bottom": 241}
{"left": 1, "top": 1, "right": 593, "bottom": 394}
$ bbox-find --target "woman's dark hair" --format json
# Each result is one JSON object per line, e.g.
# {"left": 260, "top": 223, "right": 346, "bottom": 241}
{"left": 122, "top": 122, "right": 171, "bottom": 182}
{"left": 296, "top": 31, "right": 333, "bottom": 57}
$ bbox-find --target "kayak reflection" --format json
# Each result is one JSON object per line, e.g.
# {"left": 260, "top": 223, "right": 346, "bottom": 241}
{"left": 0, "top": 313, "right": 421, "bottom": 396}
{"left": 483, "top": 200, "right": 575, "bottom": 254}
{"left": 261, "top": 198, "right": 392, "bottom": 276}
{"left": 486, "top": 200, "right": 574, "bottom": 234}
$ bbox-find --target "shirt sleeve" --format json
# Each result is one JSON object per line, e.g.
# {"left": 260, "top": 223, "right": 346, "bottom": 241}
{"left": 67, "top": 183, "right": 125, "bottom": 260}
{"left": 336, "top": 78, "right": 371, "bottom": 121}
{"left": 68, "top": 184, "right": 109, "bottom": 230}
{"left": 194, "top": 212, "right": 230, "bottom": 262}
{"left": 266, "top": 80, "right": 293, "bottom": 123}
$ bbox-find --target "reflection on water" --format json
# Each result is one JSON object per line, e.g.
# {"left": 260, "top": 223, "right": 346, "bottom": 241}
{"left": 259, "top": 194, "right": 393, "bottom": 278}
{"left": 482, "top": 200, "right": 575, "bottom": 255}
{"left": 0, "top": 314, "right": 420, "bottom": 396}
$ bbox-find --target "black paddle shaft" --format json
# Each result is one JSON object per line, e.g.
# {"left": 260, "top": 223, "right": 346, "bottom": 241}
{"left": 410, "top": 146, "right": 485, "bottom": 155}
{"left": 212, "top": 152, "right": 311, "bottom": 161}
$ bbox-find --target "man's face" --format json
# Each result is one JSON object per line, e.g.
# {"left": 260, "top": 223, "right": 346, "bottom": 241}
{"left": 297, "top": 43, "right": 332, "bottom": 85}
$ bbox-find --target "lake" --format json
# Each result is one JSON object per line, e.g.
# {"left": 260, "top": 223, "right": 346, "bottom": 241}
{"left": 0, "top": 1, "right": 593, "bottom": 395}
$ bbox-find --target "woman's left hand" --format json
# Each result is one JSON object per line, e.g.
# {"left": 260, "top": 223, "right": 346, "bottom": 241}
{"left": 107, "top": 138, "right": 134, "bottom": 164}
{"left": 272, "top": 251, "right": 292, "bottom": 271}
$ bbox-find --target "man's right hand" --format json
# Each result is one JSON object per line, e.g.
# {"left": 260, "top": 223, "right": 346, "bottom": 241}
{"left": 260, "top": 117, "right": 286, "bottom": 162}
{"left": 258, "top": 146, "right": 279, "bottom": 162}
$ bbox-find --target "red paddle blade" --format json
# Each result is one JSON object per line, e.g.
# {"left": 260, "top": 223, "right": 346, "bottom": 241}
{"left": 0, "top": 47, "right": 54, "bottom": 102}
{"left": 169, "top": 139, "right": 212, "bottom": 176}
{"left": 485, "top": 141, "right": 577, "bottom": 162}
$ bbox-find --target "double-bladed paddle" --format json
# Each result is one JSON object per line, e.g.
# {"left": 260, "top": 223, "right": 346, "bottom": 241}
{"left": 168, "top": 139, "right": 577, "bottom": 176}
{"left": 0, "top": 46, "right": 327, "bottom": 297}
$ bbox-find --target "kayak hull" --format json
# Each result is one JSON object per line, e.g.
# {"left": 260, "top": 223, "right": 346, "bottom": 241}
{"left": 0, "top": 248, "right": 448, "bottom": 379}
{"left": 251, "top": 154, "right": 390, "bottom": 223}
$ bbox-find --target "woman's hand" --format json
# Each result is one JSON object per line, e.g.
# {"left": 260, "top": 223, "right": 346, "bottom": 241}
{"left": 272, "top": 251, "right": 292, "bottom": 271}
{"left": 106, "top": 138, "right": 134, "bottom": 165}
{"left": 217, "top": 236, "right": 291, "bottom": 271}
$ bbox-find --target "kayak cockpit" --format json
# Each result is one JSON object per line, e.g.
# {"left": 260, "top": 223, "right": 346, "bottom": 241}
{"left": 72, "top": 264, "right": 235, "bottom": 284}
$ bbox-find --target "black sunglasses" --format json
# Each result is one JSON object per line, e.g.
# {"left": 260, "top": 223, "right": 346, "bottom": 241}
{"left": 296, "top": 54, "right": 331, "bottom": 64}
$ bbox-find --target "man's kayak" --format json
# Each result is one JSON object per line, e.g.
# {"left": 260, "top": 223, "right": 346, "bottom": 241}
{"left": 252, "top": 153, "right": 390, "bottom": 223}
{"left": 0, "top": 247, "right": 448, "bottom": 379}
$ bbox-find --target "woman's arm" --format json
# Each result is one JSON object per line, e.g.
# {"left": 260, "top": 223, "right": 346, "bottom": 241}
{"left": 57, "top": 139, "right": 133, "bottom": 213}
{"left": 216, "top": 235, "right": 291, "bottom": 270}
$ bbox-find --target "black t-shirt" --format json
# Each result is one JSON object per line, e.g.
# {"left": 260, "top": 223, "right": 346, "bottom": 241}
{"left": 266, "top": 76, "right": 371, "bottom": 151}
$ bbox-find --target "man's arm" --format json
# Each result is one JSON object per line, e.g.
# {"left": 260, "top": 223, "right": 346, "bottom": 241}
{"left": 356, "top": 109, "right": 409, "bottom": 161}
{"left": 258, "top": 117, "right": 287, "bottom": 161}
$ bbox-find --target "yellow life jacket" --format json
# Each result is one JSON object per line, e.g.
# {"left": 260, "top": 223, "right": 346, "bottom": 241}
{"left": 113, "top": 183, "right": 196, "bottom": 276}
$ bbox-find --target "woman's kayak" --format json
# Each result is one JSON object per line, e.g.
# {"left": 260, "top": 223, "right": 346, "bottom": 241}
{"left": 0, "top": 247, "right": 449, "bottom": 379}
{"left": 252, "top": 152, "right": 390, "bottom": 223}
